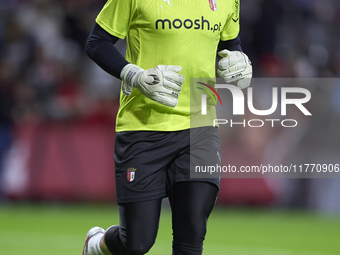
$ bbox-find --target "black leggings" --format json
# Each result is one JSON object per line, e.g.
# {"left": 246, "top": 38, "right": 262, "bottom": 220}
{"left": 104, "top": 181, "right": 218, "bottom": 255}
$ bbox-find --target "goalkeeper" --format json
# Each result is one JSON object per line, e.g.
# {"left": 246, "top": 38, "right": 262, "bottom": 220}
{"left": 83, "top": 1, "right": 252, "bottom": 255}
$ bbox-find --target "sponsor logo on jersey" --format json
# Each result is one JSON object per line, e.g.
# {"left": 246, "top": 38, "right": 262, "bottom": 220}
{"left": 127, "top": 167, "right": 137, "bottom": 182}
{"left": 155, "top": 16, "right": 221, "bottom": 33}
{"left": 209, "top": 0, "right": 217, "bottom": 11}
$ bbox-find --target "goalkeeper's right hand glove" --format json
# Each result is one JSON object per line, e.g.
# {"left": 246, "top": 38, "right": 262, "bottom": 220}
{"left": 120, "top": 64, "right": 184, "bottom": 107}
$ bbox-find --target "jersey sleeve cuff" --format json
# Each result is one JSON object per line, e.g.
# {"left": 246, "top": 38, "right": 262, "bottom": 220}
{"left": 95, "top": 18, "right": 126, "bottom": 40}
{"left": 220, "top": 30, "right": 239, "bottom": 41}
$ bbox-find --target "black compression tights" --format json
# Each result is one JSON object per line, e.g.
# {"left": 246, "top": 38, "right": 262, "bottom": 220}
{"left": 104, "top": 182, "right": 218, "bottom": 255}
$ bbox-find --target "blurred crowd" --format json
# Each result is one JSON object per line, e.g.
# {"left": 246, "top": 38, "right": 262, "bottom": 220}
{"left": 0, "top": 0, "right": 340, "bottom": 211}
{"left": 0, "top": 0, "right": 123, "bottom": 125}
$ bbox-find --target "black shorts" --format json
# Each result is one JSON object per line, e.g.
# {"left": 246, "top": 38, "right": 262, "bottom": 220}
{"left": 114, "top": 127, "right": 221, "bottom": 204}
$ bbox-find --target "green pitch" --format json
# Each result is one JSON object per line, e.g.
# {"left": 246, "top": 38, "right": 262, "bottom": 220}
{"left": 0, "top": 203, "right": 339, "bottom": 255}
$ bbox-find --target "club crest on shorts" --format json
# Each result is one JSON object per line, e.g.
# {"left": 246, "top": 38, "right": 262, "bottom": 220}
{"left": 127, "top": 167, "right": 137, "bottom": 182}
{"left": 209, "top": 0, "right": 217, "bottom": 11}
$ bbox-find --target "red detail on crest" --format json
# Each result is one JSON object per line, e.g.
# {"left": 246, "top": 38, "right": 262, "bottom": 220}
{"left": 209, "top": 0, "right": 217, "bottom": 11}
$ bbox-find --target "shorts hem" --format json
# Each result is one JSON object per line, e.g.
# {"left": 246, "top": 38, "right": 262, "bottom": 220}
{"left": 117, "top": 193, "right": 166, "bottom": 205}
{"left": 174, "top": 178, "right": 220, "bottom": 190}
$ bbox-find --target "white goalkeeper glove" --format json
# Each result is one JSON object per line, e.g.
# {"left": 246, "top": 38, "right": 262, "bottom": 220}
{"left": 217, "top": 50, "right": 252, "bottom": 89}
{"left": 120, "top": 64, "right": 184, "bottom": 107}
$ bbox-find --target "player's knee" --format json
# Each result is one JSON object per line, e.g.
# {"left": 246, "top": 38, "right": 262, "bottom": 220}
{"left": 173, "top": 221, "right": 206, "bottom": 253}
{"left": 124, "top": 241, "right": 154, "bottom": 255}
{"left": 173, "top": 227, "right": 205, "bottom": 255}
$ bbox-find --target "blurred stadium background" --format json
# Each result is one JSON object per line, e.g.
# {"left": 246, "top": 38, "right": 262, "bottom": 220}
{"left": 0, "top": 0, "right": 340, "bottom": 254}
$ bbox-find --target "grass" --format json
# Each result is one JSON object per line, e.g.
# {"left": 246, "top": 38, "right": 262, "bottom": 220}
{"left": 0, "top": 202, "right": 339, "bottom": 255}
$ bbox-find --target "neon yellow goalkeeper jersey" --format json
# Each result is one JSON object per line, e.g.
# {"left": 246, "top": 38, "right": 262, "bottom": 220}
{"left": 96, "top": 0, "right": 240, "bottom": 132}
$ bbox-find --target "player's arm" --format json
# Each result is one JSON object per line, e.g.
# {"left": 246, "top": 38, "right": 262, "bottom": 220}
{"left": 85, "top": 23, "right": 129, "bottom": 79}
{"left": 217, "top": 35, "right": 252, "bottom": 89}
{"left": 85, "top": 23, "right": 184, "bottom": 107}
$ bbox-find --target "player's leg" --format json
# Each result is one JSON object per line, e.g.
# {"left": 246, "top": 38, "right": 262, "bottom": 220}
{"left": 104, "top": 199, "right": 162, "bottom": 255}
{"left": 169, "top": 181, "right": 219, "bottom": 255}
{"left": 83, "top": 130, "right": 180, "bottom": 255}
{"left": 83, "top": 198, "right": 162, "bottom": 255}
{"left": 166, "top": 127, "right": 221, "bottom": 254}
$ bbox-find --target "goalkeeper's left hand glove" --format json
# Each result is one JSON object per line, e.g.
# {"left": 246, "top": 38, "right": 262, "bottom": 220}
{"left": 217, "top": 49, "right": 252, "bottom": 89}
